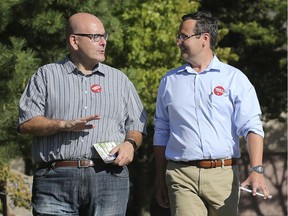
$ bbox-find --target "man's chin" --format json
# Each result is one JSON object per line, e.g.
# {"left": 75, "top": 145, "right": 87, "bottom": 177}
{"left": 97, "top": 56, "right": 105, "bottom": 63}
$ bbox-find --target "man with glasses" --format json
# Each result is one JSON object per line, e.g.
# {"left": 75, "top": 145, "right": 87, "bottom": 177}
{"left": 153, "top": 11, "right": 270, "bottom": 216}
{"left": 17, "top": 12, "right": 147, "bottom": 216}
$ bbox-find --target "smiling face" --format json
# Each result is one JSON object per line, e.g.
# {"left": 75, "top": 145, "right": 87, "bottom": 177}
{"left": 176, "top": 19, "right": 204, "bottom": 62}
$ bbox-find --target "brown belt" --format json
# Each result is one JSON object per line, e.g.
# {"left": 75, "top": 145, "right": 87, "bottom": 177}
{"left": 174, "top": 158, "right": 238, "bottom": 168}
{"left": 38, "top": 159, "right": 108, "bottom": 169}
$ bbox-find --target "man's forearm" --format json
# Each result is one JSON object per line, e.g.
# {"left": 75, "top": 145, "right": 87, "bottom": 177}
{"left": 154, "top": 146, "right": 167, "bottom": 180}
{"left": 18, "top": 114, "right": 100, "bottom": 136}
{"left": 246, "top": 132, "right": 264, "bottom": 167}
{"left": 18, "top": 116, "right": 64, "bottom": 136}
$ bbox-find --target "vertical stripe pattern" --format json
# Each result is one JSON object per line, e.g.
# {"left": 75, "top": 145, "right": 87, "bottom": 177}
{"left": 18, "top": 56, "right": 147, "bottom": 162}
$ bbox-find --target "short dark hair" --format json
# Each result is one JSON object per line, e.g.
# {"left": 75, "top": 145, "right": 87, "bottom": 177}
{"left": 182, "top": 11, "right": 218, "bottom": 49}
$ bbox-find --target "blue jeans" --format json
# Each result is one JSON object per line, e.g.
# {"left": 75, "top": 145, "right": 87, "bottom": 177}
{"left": 32, "top": 165, "right": 129, "bottom": 216}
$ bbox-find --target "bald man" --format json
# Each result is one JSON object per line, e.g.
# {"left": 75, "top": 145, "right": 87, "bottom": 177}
{"left": 17, "top": 12, "right": 147, "bottom": 216}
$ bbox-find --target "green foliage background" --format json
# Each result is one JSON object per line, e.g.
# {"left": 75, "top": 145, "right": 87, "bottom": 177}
{"left": 0, "top": 0, "right": 286, "bottom": 214}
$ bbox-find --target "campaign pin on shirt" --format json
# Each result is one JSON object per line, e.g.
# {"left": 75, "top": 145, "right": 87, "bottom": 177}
{"left": 213, "top": 86, "right": 224, "bottom": 96}
{"left": 91, "top": 84, "right": 102, "bottom": 93}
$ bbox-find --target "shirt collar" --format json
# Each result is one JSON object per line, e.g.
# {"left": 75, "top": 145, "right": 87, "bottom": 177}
{"left": 63, "top": 55, "right": 105, "bottom": 76}
{"left": 204, "top": 55, "right": 221, "bottom": 73}
{"left": 176, "top": 55, "right": 221, "bottom": 74}
{"left": 97, "top": 63, "right": 106, "bottom": 76}
{"left": 62, "top": 55, "right": 76, "bottom": 73}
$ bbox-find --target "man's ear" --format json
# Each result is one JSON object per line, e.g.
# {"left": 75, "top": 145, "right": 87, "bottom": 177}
{"left": 69, "top": 35, "right": 79, "bottom": 50}
{"left": 202, "top": 32, "right": 210, "bottom": 48}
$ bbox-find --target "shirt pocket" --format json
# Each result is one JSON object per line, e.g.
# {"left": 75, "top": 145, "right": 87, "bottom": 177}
{"left": 208, "top": 84, "right": 231, "bottom": 110}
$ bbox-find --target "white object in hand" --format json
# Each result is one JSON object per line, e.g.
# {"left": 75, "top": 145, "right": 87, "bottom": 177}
{"left": 240, "top": 186, "right": 272, "bottom": 199}
{"left": 93, "top": 142, "right": 118, "bottom": 163}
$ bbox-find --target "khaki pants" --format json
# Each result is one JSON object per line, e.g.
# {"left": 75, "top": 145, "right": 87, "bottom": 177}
{"left": 166, "top": 161, "right": 240, "bottom": 216}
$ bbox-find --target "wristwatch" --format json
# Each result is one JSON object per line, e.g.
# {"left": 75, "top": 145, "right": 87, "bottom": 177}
{"left": 249, "top": 165, "right": 264, "bottom": 174}
{"left": 126, "top": 138, "right": 137, "bottom": 151}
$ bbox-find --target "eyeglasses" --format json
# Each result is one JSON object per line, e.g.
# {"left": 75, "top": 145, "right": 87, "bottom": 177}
{"left": 176, "top": 33, "right": 202, "bottom": 42}
{"left": 73, "top": 33, "right": 108, "bottom": 42}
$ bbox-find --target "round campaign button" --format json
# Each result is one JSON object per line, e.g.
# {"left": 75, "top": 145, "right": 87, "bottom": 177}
{"left": 91, "top": 84, "right": 102, "bottom": 93}
{"left": 213, "top": 86, "right": 224, "bottom": 96}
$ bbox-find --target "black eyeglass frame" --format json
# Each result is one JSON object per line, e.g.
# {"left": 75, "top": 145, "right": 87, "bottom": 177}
{"left": 72, "top": 33, "right": 108, "bottom": 42}
{"left": 176, "top": 33, "right": 202, "bottom": 41}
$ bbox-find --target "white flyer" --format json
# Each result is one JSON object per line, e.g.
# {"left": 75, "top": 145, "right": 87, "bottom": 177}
{"left": 93, "top": 142, "right": 118, "bottom": 163}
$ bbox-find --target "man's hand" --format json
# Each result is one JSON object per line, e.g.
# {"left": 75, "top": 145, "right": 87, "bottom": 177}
{"left": 61, "top": 115, "right": 100, "bottom": 131}
{"left": 108, "top": 131, "right": 143, "bottom": 166}
{"left": 109, "top": 141, "right": 135, "bottom": 166}
{"left": 241, "top": 172, "right": 270, "bottom": 199}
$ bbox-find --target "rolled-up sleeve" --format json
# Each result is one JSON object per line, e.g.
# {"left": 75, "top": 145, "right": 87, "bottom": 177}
{"left": 18, "top": 69, "right": 46, "bottom": 126}
{"left": 154, "top": 79, "right": 170, "bottom": 146}
{"left": 234, "top": 80, "right": 264, "bottom": 139}
{"left": 125, "top": 80, "right": 148, "bottom": 135}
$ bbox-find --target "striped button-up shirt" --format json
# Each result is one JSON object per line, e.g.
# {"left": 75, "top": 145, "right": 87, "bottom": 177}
{"left": 18, "top": 56, "right": 147, "bottom": 162}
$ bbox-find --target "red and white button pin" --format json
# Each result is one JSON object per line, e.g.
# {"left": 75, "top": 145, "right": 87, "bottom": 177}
{"left": 91, "top": 84, "right": 102, "bottom": 93}
{"left": 213, "top": 86, "right": 224, "bottom": 96}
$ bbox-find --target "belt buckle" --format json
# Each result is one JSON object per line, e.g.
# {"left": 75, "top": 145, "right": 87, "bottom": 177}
{"left": 77, "top": 160, "right": 90, "bottom": 168}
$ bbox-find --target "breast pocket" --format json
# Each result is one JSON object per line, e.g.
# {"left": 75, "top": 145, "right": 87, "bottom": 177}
{"left": 209, "top": 85, "right": 231, "bottom": 110}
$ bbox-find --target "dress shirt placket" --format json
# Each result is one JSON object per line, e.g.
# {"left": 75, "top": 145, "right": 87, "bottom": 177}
{"left": 82, "top": 76, "right": 90, "bottom": 117}
{"left": 194, "top": 74, "right": 210, "bottom": 157}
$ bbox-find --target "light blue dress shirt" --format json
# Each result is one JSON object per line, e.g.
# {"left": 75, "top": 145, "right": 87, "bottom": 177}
{"left": 153, "top": 55, "right": 264, "bottom": 161}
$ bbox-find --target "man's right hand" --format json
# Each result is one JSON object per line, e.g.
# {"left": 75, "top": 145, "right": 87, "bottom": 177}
{"left": 61, "top": 114, "right": 100, "bottom": 132}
